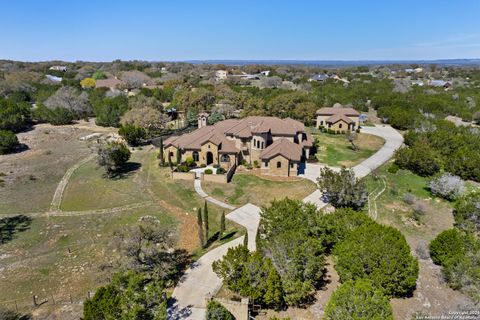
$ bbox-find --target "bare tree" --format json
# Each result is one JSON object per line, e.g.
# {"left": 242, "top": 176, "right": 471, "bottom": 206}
{"left": 121, "top": 70, "right": 151, "bottom": 89}
{"left": 121, "top": 107, "right": 169, "bottom": 135}
{"left": 44, "top": 87, "right": 92, "bottom": 116}
{"left": 346, "top": 130, "right": 358, "bottom": 151}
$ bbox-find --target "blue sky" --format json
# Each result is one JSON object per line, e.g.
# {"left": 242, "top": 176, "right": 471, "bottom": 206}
{"left": 0, "top": 0, "right": 479, "bottom": 61}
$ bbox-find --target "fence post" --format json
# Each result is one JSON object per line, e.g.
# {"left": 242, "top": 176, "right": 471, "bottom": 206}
{"left": 32, "top": 295, "right": 37, "bottom": 307}
{"left": 51, "top": 293, "right": 55, "bottom": 305}
{"left": 15, "top": 300, "right": 18, "bottom": 312}
{"left": 70, "top": 293, "right": 73, "bottom": 304}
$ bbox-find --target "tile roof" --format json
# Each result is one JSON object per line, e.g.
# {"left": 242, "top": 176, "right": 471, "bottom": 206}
{"left": 316, "top": 106, "right": 360, "bottom": 117}
{"left": 260, "top": 138, "right": 302, "bottom": 162}
{"left": 95, "top": 78, "right": 124, "bottom": 89}
{"left": 164, "top": 116, "right": 308, "bottom": 156}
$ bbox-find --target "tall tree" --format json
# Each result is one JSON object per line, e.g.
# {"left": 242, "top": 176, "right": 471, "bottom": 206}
{"left": 176, "top": 148, "right": 182, "bottom": 164}
{"left": 158, "top": 137, "right": 165, "bottom": 166}
{"left": 204, "top": 201, "right": 209, "bottom": 241}
{"left": 220, "top": 211, "right": 225, "bottom": 238}
{"left": 197, "top": 208, "right": 205, "bottom": 247}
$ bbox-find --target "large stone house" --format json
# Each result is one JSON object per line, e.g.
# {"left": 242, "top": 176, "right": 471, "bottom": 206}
{"left": 316, "top": 104, "right": 360, "bottom": 132}
{"left": 163, "top": 115, "right": 313, "bottom": 177}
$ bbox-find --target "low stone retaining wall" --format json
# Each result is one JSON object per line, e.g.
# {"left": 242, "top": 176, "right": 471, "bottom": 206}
{"left": 201, "top": 165, "right": 236, "bottom": 184}
{"left": 210, "top": 297, "right": 249, "bottom": 320}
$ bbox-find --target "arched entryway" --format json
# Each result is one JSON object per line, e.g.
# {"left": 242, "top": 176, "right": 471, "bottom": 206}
{"left": 206, "top": 151, "right": 214, "bottom": 165}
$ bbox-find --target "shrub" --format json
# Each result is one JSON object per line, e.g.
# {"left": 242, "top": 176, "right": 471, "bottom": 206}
{"left": 177, "top": 165, "right": 189, "bottom": 172}
{"left": 206, "top": 301, "right": 235, "bottom": 320}
{"left": 253, "top": 160, "right": 260, "bottom": 168}
{"left": 118, "top": 124, "right": 146, "bottom": 146}
{"left": 429, "top": 229, "right": 467, "bottom": 266}
{"left": 403, "top": 193, "right": 415, "bottom": 205}
{"left": 317, "top": 167, "right": 368, "bottom": 210}
{"left": 185, "top": 156, "right": 196, "bottom": 167}
{"left": 429, "top": 229, "right": 480, "bottom": 301}
{"left": 412, "top": 200, "right": 427, "bottom": 221}
{"left": 33, "top": 105, "right": 75, "bottom": 125}
{"left": 334, "top": 223, "right": 419, "bottom": 297}
{"left": 204, "top": 169, "right": 213, "bottom": 174}
{"left": 387, "top": 163, "right": 399, "bottom": 174}
{"left": 429, "top": 173, "right": 465, "bottom": 200}
{"left": 453, "top": 192, "right": 480, "bottom": 234}
{"left": 216, "top": 167, "right": 226, "bottom": 174}
{"left": 0, "top": 130, "right": 20, "bottom": 155}
{"left": 324, "top": 279, "right": 393, "bottom": 320}
{"left": 0, "top": 99, "right": 31, "bottom": 132}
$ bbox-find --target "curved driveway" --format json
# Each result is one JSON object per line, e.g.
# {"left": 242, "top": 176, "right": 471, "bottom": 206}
{"left": 169, "top": 124, "right": 403, "bottom": 319}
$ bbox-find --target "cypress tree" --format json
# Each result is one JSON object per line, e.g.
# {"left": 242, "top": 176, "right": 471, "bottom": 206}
{"left": 243, "top": 232, "right": 248, "bottom": 248}
{"left": 158, "top": 137, "right": 165, "bottom": 166}
{"left": 197, "top": 208, "right": 205, "bottom": 247}
{"left": 168, "top": 152, "right": 173, "bottom": 170}
{"left": 204, "top": 200, "right": 209, "bottom": 241}
{"left": 176, "top": 148, "right": 182, "bottom": 164}
{"left": 220, "top": 211, "right": 225, "bottom": 238}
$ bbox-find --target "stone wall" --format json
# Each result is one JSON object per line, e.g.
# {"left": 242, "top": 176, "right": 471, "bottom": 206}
{"left": 211, "top": 298, "right": 249, "bottom": 320}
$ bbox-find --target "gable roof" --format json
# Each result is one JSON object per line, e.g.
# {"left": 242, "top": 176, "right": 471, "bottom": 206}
{"left": 95, "top": 78, "right": 124, "bottom": 89}
{"left": 260, "top": 138, "right": 302, "bottom": 162}
{"left": 326, "top": 113, "right": 355, "bottom": 124}
{"left": 225, "top": 116, "right": 303, "bottom": 137}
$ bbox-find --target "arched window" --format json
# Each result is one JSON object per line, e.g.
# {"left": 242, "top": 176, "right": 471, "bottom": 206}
{"left": 220, "top": 154, "right": 230, "bottom": 162}
{"left": 192, "top": 151, "right": 199, "bottom": 161}
{"left": 339, "top": 123, "right": 343, "bottom": 129}
{"left": 277, "top": 161, "right": 282, "bottom": 168}
{"left": 257, "top": 140, "right": 260, "bottom": 148}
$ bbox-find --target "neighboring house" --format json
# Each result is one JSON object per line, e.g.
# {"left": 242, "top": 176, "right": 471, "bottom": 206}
{"left": 163, "top": 115, "right": 313, "bottom": 177}
{"left": 308, "top": 74, "right": 330, "bottom": 82}
{"left": 215, "top": 70, "right": 228, "bottom": 81}
{"left": 49, "top": 65, "right": 67, "bottom": 72}
{"left": 95, "top": 78, "right": 125, "bottom": 90}
{"left": 316, "top": 104, "right": 360, "bottom": 131}
{"left": 260, "top": 70, "right": 270, "bottom": 76}
{"left": 428, "top": 80, "right": 452, "bottom": 89}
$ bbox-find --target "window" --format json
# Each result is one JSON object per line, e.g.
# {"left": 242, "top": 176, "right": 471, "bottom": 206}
{"left": 261, "top": 142, "right": 264, "bottom": 149}
{"left": 320, "top": 121, "right": 324, "bottom": 126}
{"left": 192, "top": 151, "right": 199, "bottom": 161}
{"left": 169, "top": 152, "right": 174, "bottom": 157}
{"left": 264, "top": 161, "right": 269, "bottom": 167}
{"left": 339, "top": 123, "right": 343, "bottom": 129}
{"left": 291, "top": 163, "right": 294, "bottom": 168}
{"left": 220, "top": 154, "right": 230, "bottom": 162}
{"left": 257, "top": 140, "right": 260, "bottom": 148}
{"left": 277, "top": 161, "right": 282, "bottom": 168}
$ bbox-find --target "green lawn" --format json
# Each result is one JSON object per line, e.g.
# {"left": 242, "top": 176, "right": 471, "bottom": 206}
{"left": 313, "top": 132, "right": 384, "bottom": 167}
{"left": 202, "top": 173, "right": 317, "bottom": 207}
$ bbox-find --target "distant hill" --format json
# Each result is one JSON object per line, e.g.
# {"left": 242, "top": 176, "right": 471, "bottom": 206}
{"left": 185, "top": 59, "right": 480, "bottom": 67}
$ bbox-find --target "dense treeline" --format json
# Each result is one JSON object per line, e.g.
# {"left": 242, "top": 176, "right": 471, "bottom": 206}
{"left": 213, "top": 199, "right": 418, "bottom": 314}
{"left": 395, "top": 120, "right": 480, "bottom": 181}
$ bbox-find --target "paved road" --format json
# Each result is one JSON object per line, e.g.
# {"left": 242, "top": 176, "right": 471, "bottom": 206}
{"left": 169, "top": 235, "right": 245, "bottom": 319}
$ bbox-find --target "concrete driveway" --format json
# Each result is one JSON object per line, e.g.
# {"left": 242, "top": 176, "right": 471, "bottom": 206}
{"left": 226, "top": 203, "right": 261, "bottom": 252}
{"left": 300, "top": 125, "right": 403, "bottom": 182}
{"left": 352, "top": 125, "right": 404, "bottom": 178}
{"left": 169, "top": 236, "right": 244, "bottom": 320}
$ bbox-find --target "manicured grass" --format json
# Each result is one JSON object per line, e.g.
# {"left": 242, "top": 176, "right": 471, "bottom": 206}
{"left": 60, "top": 151, "right": 152, "bottom": 211}
{"left": 313, "top": 132, "right": 384, "bottom": 167}
{"left": 202, "top": 173, "right": 317, "bottom": 207}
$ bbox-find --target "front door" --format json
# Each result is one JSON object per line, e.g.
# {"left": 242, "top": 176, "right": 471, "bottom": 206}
{"left": 206, "top": 151, "right": 214, "bottom": 165}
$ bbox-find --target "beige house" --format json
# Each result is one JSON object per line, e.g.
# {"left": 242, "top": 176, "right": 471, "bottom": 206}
{"left": 163, "top": 115, "right": 313, "bottom": 177}
{"left": 316, "top": 104, "right": 360, "bottom": 132}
